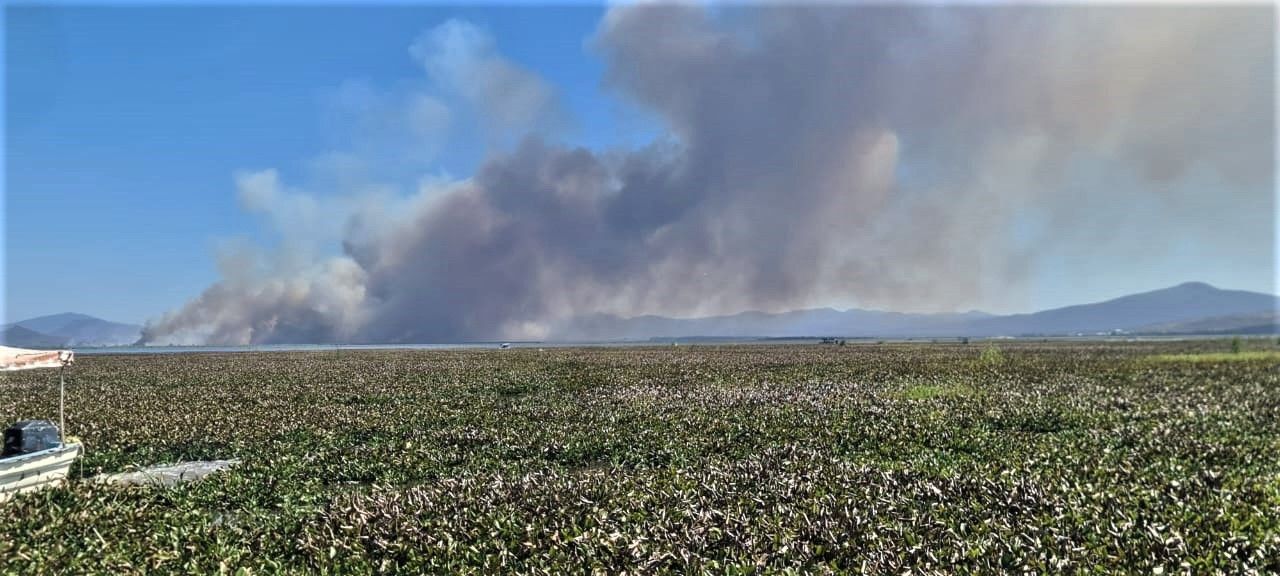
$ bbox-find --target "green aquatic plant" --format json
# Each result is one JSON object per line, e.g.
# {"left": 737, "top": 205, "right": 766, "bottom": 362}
{"left": 0, "top": 342, "right": 1275, "bottom": 573}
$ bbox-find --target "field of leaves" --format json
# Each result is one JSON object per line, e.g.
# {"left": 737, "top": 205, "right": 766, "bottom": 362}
{"left": 0, "top": 340, "right": 1277, "bottom": 574}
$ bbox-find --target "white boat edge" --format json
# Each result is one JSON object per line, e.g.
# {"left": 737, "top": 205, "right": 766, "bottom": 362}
{"left": 0, "top": 442, "right": 81, "bottom": 503}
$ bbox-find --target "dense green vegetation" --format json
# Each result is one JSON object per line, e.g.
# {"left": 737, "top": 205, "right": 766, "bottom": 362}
{"left": 1148, "top": 350, "right": 1280, "bottom": 364}
{"left": 1, "top": 341, "right": 1277, "bottom": 574}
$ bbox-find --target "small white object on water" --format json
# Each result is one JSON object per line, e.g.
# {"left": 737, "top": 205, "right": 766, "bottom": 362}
{"left": 100, "top": 460, "right": 240, "bottom": 487}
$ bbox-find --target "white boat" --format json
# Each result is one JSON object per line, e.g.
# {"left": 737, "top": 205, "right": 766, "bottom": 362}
{"left": 0, "top": 346, "right": 80, "bottom": 502}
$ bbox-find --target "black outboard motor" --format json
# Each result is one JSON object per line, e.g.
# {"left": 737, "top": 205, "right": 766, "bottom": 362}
{"left": 2, "top": 420, "right": 62, "bottom": 457}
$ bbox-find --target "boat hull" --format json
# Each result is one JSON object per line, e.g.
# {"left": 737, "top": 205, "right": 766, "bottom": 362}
{"left": 0, "top": 443, "right": 81, "bottom": 502}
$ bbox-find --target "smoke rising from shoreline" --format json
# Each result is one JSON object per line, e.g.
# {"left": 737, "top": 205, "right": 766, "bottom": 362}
{"left": 142, "top": 5, "right": 1274, "bottom": 345}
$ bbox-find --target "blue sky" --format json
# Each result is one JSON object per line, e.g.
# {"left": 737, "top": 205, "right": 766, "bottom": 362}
{"left": 4, "top": 4, "right": 1276, "bottom": 329}
{"left": 4, "top": 5, "right": 628, "bottom": 323}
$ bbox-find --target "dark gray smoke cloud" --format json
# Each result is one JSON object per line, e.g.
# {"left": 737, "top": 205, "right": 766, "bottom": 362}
{"left": 142, "top": 4, "right": 1274, "bottom": 345}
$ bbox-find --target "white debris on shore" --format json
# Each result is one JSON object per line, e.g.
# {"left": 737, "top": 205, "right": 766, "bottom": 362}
{"left": 100, "top": 460, "right": 240, "bottom": 487}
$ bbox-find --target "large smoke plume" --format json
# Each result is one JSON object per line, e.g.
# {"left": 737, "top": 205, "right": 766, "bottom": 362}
{"left": 142, "top": 4, "right": 1274, "bottom": 344}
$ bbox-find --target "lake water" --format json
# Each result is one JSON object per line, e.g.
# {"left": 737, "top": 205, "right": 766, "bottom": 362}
{"left": 72, "top": 335, "right": 1201, "bottom": 355}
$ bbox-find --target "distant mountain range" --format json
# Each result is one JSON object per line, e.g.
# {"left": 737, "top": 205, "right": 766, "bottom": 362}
{"left": 0, "top": 313, "right": 142, "bottom": 348}
{"left": 3, "top": 282, "right": 1276, "bottom": 348}
{"left": 557, "top": 282, "right": 1280, "bottom": 340}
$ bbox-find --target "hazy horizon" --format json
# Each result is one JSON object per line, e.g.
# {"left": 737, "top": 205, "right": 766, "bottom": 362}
{"left": 7, "top": 279, "right": 1277, "bottom": 332}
